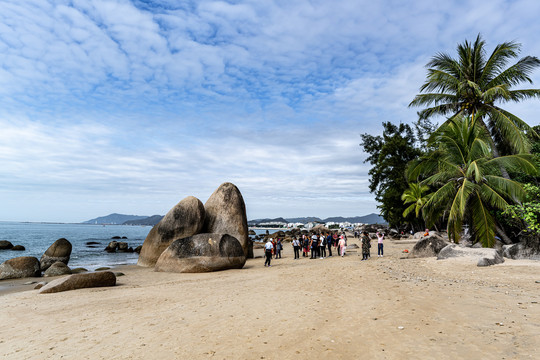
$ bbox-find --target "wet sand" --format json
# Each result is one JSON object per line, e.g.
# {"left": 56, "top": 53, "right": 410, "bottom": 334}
{"left": 1, "top": 237, "right": 539, "bottom": 359}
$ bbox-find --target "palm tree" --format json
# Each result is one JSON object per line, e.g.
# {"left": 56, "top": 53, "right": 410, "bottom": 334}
{"left": 409, "top": 34, "right": 540, "bottom": 155}
{"left": 408, "top": 115, "right": 537, "bottom": 247}
{"left": 402, "top": 182, "right": 429, "bottom": 217}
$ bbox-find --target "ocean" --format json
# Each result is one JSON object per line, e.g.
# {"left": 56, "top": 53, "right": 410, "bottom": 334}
{"left": 0, "top": 222, "right": 151, "bottom": 271}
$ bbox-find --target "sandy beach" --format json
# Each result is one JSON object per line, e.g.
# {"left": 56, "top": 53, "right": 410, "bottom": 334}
{"left": 1, "top": 236, "right": 539, "bottom": 359}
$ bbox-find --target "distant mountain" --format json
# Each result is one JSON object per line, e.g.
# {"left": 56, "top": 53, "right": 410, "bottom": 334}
{"left": 248, "top": 213, "right": 386, "bottom": 225}
{"left": 82, "top": 213, "right": 149, "bottom": 225}
{"left": 123, "top": 215, "right": 163, "bottom": 226}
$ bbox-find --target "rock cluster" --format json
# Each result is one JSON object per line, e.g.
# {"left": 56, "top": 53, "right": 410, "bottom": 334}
{"left": 138, "top": 182, "right": 249, "bottom": 273}
{"left": 40, "top": 238, "right": 72, "bottom": 271}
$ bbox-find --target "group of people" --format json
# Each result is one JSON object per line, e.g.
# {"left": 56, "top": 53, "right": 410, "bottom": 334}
{"left": 264, "top": 230, "right": 385, "bottom": 267}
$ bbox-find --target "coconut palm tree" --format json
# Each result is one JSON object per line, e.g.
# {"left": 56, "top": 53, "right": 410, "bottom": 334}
{"left": 409, "top": 34, "right": 540, "bottom": 155}
{"left": 402, "top": 182, "right": 429, "bottom": 218}
{"left": 409, "top": 115, "right": 537, "bottom": 247}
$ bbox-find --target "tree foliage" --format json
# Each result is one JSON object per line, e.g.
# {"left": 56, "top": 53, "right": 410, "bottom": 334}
{"left": 409, "top": 34, "right": 540, "bottom": 156}
{"left": 360, "top": 122, "right": 421, "bottom": 228}
{"left": 407, "top": 115, "right": 538, "bottom": 246}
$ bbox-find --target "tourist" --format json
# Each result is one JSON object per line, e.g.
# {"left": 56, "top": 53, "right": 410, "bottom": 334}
{"left": 424, "top": 228, "right": 430, "bottom": 237}
{"left": 338, "top": 235, "right": 346, "bottom": 257}
{"left": 310, "top": 233, "right": 318, "bottom": 259}
{"left": 319, "top": 233, "right": 326, "bottom": 258}
{"left": 326, "top": 232, "right": 333, "bottom": 256}
{"left": 264, "top": 238, "right": 274, "bottom": 267}
{"left": 292, "top": 237, "right": 300, "bottom": 259}
{"left": 302, "top": 235, "right": 310, "bottom": 257}
{"left": 361, "top": 231, "right": 370, "bottom": 260}
{"left": 376, "top": 231, "right": 384, "bottom": 257}
{"left": 275, "top": 238, "right": 282, "bottom": 259}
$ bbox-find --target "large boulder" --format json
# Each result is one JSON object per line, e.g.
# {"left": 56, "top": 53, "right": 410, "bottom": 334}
{"left": 437, "top": 244, "right": 504, "bottom": 266}
{"left": 40, "top": 238, "right": 72, "bottom": 271}
{"left": 38, "top": 271, "right": 116, "bottom": 294}
{"left": 44, "top": 261, "right": 72, "bottom": 277}
{"left": 155, "top": 233, "right": 246, "bottom": 273}
{"left": 0, "top": 240, "right": 14, "bottom": 250}
{"left": 138, "top": 196, "right": 206, "bottom": 267}
{"left": 0, "top": 256, "right": 41, "bottom": 280}
{"left": 203, "top": 183, "right": 250, "bottom": 257}
{"left": 409, "top": 235, "right": 449, "bottom": 258}
{"left": 503, "top": 243, "right": 540, "bottom": 260}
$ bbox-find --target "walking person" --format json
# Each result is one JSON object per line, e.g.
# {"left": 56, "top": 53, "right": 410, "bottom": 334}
{"left": 338, "top": 235, "right": 346, "bottom": 257}
{"left": 319, "top": 233, "right": 326, "bottom": 259}
{"left": 376, "top": 231, "right": 384, "bottom": 257}
{"left": 326, "top": 232, "right": 333, "bottom": 256}
{"left": 292, "top": 237, "right": 300, "bottom": 259}
{"left": 264, "top": 238, "right": 274, "bottom": 267}
{"left": 361, "top": 231, "right": 370, "bottom": 260}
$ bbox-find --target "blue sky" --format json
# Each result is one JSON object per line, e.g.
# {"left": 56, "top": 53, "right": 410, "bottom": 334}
{"left": 2, "top": 0, "right": 540, "bottom": 222}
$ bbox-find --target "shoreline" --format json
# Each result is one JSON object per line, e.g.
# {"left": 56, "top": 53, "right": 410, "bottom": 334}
{"left": 1, "top": 237, "right": 539, "bottom": 359}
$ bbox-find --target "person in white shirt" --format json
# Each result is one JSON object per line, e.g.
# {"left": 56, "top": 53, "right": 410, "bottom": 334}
{"left": 376, "top": 231, "right": 384, "bottom": 257}
{"left": 264, "top": 239, "right": 274, "bottom": 267}
{"left": 292, "top": 237, "right": 300, "bottom": 259}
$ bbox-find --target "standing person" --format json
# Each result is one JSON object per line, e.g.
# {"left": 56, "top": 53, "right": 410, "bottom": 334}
{"left": 319, "top": 233, "right": 326, "bottom": 259}
{"left": 264, "top": 238, "right": 274, "bottom": 267}
{"left": 303, "top": 235, "right": 310, "bottom": 257}
{"left": 292, "top": 237, "right": 300, "bottom": 259}
{"left": 326, "top": 232, "right": 333, "bottom": 257}
{"left": 338, "top": 235, "right": 346, "bottom": 257}
{"left": 376, "top": 231, "right": 384, "bottom": 257}
{"left": 361, "top": 231, "right": 370, "bottom": 260}
{"left": 275, "top": 238, "right": 282, "bottom": 259}
{"left": 310, "top": 234, "right": 318, "bottom": 259}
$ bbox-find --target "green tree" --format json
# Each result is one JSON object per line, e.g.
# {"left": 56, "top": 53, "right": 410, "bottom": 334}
{"left": 408, "top": 115, "right": 538, "bottom": 247}
{"left": 401, "top": 182, "right": 430, "bottom": 228}
{"left": 409, "top": 34, "right": 540, "bottom": 156}
{"left": 360, "top": 122, "right": 421, "bottom": 228}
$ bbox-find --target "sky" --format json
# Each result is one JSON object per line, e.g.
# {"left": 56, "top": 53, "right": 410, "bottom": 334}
{"left": 2, "top": 0, "right": 540, "bottom": 223}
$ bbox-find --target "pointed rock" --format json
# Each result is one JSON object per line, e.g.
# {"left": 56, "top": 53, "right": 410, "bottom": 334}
{"left": 203, "top": 182, "right": 250, "bottom": 257}
{"left": 138, "top": 196, "right": 205, "bottom": 267}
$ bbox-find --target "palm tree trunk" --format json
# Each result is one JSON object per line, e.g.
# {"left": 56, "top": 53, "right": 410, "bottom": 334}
{"left": 495, "top": 224, "right": 513, "bottom": 245}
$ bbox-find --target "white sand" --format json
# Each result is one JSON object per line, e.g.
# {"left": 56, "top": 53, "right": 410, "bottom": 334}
{"left": 1, "top": 238, "right": 539, "bottom": 359}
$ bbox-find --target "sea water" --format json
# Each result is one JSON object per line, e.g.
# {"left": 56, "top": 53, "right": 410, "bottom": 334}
{"left": 0, "top": 222, "right": 151, "bottom": 271}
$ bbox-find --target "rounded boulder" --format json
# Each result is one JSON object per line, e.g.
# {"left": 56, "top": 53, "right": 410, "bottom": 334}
{"left": 138, "top": 196, "right": 206, "bottom": 267}
{"left": 44, "top": 261, "right": 72, "bottom": 277}
{"left": 155, "top": 233, "right": 246, "bottom": 273}
{"left": 0, "top": 256, "right": 41, "bottom": 280}
{"left": 0, "top": 240, "right": 14, "bottom": 250}
{"left": 40, "top": 238, "right": 72, "bottom": 271}
{"left": 202, "top": 183, "right": 250, "bottom": 257}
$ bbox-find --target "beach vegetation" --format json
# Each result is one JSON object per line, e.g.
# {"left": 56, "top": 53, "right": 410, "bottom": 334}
{"left": 407, "top": 115, "right": 538, "bottom": 247}
{"left": 360, "top": 122, "right": 421, "bottom": 228}
{"left": 409, "top": 34, "right": 540, "bottom": 157}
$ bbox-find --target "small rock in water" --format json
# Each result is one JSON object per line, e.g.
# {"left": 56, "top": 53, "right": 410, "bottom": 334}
{"left": 114, "top": 272, "right": 125, "bottom": 277}
{"left": 95, "top": 267, "right": 111, "bottom": 271}
{"left": 71, "top": 267, "right": 88, "bottom": 274}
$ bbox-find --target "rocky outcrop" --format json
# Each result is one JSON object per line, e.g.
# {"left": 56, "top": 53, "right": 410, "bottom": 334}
{"left": 0, "top": 240, "right": 14, "bottom": 250}
{"left": 503, "top": 243, "right": 540, "bottom": 260}
{"left": 409, "top": 235, "right": 449, "bottom": 258}
{"left": 203, "top": 183, "right": 249, "bottom": 258}
{"left": 0, "top": 256, "right": 41, "bottom": 280}
{"left": 105, "top": 241, "right": 118, "bottom": 252}
{"left": 44, "top": 262, "right": 72, "bottom": 277}
{"left": 437, "top": 244, "right": 504, "bottom": 266}
{"left": 138, "top": 196, "right": 206, "bottom": 267}
{"left": 11, "top": 245, "right": 25, "bottom": 251}
{"left": 40, "top": 238, "right": 72, "bottom": 271}
{"left": 155, "top": 233, "right": 246, "bottom": 273}
{"left": 38, "top": 271, "right": 116, "bottom": 294}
